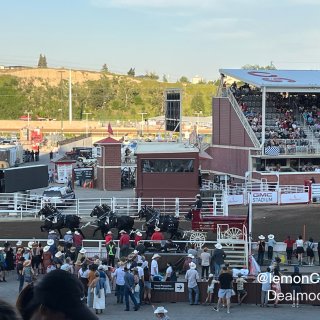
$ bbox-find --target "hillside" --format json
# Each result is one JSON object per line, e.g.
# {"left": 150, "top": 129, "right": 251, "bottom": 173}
{"left": 0, "top": 68, "right": 217, "bottom": 121}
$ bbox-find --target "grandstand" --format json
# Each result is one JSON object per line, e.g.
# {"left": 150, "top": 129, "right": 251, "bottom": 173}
{"left": 202, "top": 69, "right": 320, "bottom": 185}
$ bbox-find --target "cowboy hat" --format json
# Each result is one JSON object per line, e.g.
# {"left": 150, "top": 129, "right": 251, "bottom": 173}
{"left": 196, "top": 194, "right": 201, "bottom": 197}
{"left": 154, "top": 306, "right": 168, "bottom": 314}
{"left": 209, "top": 273, "right": 214, "bottom": 278}
{"left": 154, "top": 227, "right": 161, "bottom": 232}
{"left": 28, "top": 241, "right": 34, "bottom": 249}
{"left": 107, "top": 231, "right": 113, "bottom": 235}
{"left": 152, "top": 253, "right": 161, "bottom": 259}
{"left": 189, "top": 262, "right": 197, "bottom": 269}
{"left": 47, "top": 239, "right": 54, "bottom": 246}
{"left": 74, "top": 231, "right": 80, "bottom": 235}
{"left": 258, "top": 235, "right": 265, "bottom": 240}
{"left": 136, "top": 231, "right": 142, "bottom": 237}
{"left": 268, "top": 234, "right": 274, "bottom": 239}
{"left": 49, "top": 230, "right": 56, "bottom": 234}
{"left": 66, "top": 231, "right": 72, "bottom": 235}
{"left": 43, "top": 246, "right": 50, "bottom": 253}
{"left": 79, "top": 248, "right": 86, "bottom": 254}
{"left": 23, "top": 260, "right": 31, "bottom": 267}
{"left": 70, "top": 247, "right": 76, "bottom": 252}
{"left": 55, "top": 251, "right": 63, "bottom": 258}
{"left": 119, "top": 230, "right": 126, "bottom": 234}
{"left": 16, "top": 240, "right": 22, "bottom": 246}
{"left": 187, "top": 254, "right": 194, "bottom": 259}
{"left": 133, "top": 250, "right": 139, "bottom": 255}
{"left": 215, "top": 243, "right": 222, "bottom": 249}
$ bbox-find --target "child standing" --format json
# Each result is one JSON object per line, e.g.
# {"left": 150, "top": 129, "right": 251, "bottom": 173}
{"left": 236, "top": 273, "right": 247, "bottom": 305}
{"left": 204, "top": 274, "right": 217, "bottom": 305}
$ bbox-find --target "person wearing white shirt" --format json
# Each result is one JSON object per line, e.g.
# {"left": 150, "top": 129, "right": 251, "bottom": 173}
{"left": 151, "top": 254, "right": 160, "bottom": 278}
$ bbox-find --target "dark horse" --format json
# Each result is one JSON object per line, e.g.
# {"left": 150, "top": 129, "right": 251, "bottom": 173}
{"left": 38, "top": 204, "right": 85, "bottom": 238}
{"left": 90, "top": 204, "right": 135, "bottom": 239}
{"left": 138, "top": 205, "right": 181, "bottom": 240}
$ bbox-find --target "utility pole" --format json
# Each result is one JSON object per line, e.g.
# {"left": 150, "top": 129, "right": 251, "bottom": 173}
{"left": 25, "top": 110, "right": 32, "bottom": 141}
{"left": 139, "top": 112, "right": 147, "bottom": 136}
{"left": 194, "top": 110, "right": 202, "bottom": 135}
{"left": 58, "top": 109, "right": 63, "bottom": 134}
{"left": 58, "top": 70, "right": 65, "bottom": 133}
{"left": 83, "top": 112, "right": 92, "bottom": 137}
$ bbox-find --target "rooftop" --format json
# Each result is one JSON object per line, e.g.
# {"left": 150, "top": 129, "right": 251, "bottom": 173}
{"left": 135, "top": 142, "right": 199, "bottom": 154}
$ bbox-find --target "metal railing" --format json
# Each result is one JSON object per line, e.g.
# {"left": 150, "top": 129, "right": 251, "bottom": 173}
{"left": 226, "top": 88, "right": 260, "bottom": 148}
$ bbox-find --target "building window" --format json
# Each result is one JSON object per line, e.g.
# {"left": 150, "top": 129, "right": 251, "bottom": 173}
{"left": 142, "top": 159, "right": 194, "bottom": 173}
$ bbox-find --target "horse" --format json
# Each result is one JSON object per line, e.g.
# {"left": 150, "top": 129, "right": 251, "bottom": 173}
{"left": 89, "top": 204, "right": 135, "bottom": 239}
{"left": 138, "top": 205, "right": 181, "bottom": 240}
{"left": 38, "top": 204, "right": 85, "bottom": 238}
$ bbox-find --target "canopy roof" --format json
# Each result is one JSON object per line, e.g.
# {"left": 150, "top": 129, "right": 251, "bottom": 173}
{"left": 219, "top": 69, "right": 320, "bottom": 92}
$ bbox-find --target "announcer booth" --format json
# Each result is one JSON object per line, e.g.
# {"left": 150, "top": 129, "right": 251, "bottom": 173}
{"left": 135, "top": 142, "right": 200, "bottom": 198}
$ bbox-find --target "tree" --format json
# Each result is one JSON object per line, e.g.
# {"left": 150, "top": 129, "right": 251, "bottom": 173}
{"left": 127, "top": 67, "right": 135, "bottom": 77}
{"left": 37, "top": 54, "right": 47, "bottom": 68}
{"left": 162, "top": 74, "right": 168, "bottom": 82}
{"left": 144, "top": 72, "right": 159, "bottom": 80}
{"left": 242, "top": 63, "right": 276, "bottom": 70}
{"left": 191, "top": 92, "right": 205, "bottom": 113}
{"left": 101, "top": 64, "right": 109, "bottom": 72}
{"left": 179, "top": 76, "right": 189, "bottom": 83}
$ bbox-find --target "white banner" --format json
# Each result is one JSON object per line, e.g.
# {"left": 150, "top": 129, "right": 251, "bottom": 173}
{"left": 280, "top": 192, "right": 309, "bottom": 204}
{"left": 251, "top": 191, "right": 278, "bottom": 204}
{"left": 228, "top": 194, "right": 244, "bottom": 205}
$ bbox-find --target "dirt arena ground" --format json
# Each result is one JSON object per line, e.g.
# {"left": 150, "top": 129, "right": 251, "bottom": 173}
{"left": 0, "top": 204, "right": 319, "bottom": 242}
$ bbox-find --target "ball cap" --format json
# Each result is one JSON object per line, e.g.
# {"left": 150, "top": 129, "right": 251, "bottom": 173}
{"left": 17, "top": 269, "right": 98, "bottom": 320}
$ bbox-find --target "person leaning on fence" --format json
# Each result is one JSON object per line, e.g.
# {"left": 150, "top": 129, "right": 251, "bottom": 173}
{"left": 213, "top": 243, "right": 226, "bottom": 278}
{"left": 267, "top": 234, "right": 276, "bottom": 261}
{"left": 16, "top": 269, "right": 98, "bottom": 320}
{"left": 257, "top": 235, "right": 266, "bottom": 266}
{"left": 119, "top": 230, "right": 130, "bottom": 258}
{"left": 284, "top": 235, "right": 295, "bottom": 265}
{"left": 200, "top": 247, "right": 211, "bottom": 280}
{"left": 306, "top": 237, "right": 315, "bottom": 266}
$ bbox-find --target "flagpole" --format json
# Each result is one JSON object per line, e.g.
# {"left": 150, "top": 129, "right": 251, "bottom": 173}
{"left": 248, "top": 191, "right": 253, "bottom": 256}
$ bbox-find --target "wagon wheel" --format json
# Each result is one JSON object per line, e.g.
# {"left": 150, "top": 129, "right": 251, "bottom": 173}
{"left": 189, "top": 231, "right": 206, "bottom": 248}
{"left": 223, "top": 227, "right": 243, "bottom": 246}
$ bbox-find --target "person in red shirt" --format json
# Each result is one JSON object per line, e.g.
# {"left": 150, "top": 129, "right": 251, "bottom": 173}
{"left": 73, "top": 230, "right": 83, "bottom": 252}
{"left": 284, "top": 235, "right": 295, "bottom": 265}
{"left": 105, "top": 231, "right": 113, "bottom": 245}
{"left": 134, "top": 231, "right": 143, "bottom": 247}
{"left": 151, "top": 227, "right": 164, "bottom": 241}
{"left": 119, "top": 230, "right": 130, "bottom": 258}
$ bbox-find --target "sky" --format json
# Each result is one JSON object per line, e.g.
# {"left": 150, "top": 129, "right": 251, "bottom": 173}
{"left": 1, "top": 0, "right": 320, "bottom": 81}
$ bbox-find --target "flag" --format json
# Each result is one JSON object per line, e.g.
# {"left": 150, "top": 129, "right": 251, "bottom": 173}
{"left": 107, "top": 122, "right": 113, "bottom": 135}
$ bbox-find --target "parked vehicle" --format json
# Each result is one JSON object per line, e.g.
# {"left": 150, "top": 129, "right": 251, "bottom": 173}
{"left": 42, "top": 186, "right": 75, "bottom": 205}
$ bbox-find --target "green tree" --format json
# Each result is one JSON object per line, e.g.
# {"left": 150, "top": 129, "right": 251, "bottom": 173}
{"left": 101, "top": 64, "right": 109, "bottom": 72}
{"left": 242, "top": 63, "right": 276, "bottom": 70}
{"left": 127, "top": 67, "right": 135, "bottom": 77}
{"left": 179, "top": 76, "right": 189, "bottom": 83}
{"left": 162, "top": 74, "right": 168, "bottom": 82}
{"left": 145, "top": 71, "right": 159, "bottom": 80}
{"left": 37, "top": 54, "right": 47, "bottom": 68}
{"left": 191, "top": 92, "right": 205, "bottom": 113}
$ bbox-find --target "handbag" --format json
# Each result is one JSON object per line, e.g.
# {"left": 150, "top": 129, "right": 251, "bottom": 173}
{"left": 134, "top": 284, "right": 140, "bottom": 292}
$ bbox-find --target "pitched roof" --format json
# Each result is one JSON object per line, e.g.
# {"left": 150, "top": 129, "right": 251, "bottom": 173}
{"left": 94, "top": 137, "right": 121, "bottom": 145}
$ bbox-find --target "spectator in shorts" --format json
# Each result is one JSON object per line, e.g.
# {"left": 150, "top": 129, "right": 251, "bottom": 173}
{"left": 213, "top": 266, "right": 234, "bottom": 314}
{"left": 306, "top": 237, "right": 315, "bottom": 266}
{"left": 236, "top": 273, "right": 247, "bottom": 305}
{"left": 296, "top": 236, "right": 305, "bottom": 266}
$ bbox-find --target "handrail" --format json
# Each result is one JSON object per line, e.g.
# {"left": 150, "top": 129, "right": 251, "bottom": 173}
{"left": 226, "top": 88, "right": 260, "bottom": 148}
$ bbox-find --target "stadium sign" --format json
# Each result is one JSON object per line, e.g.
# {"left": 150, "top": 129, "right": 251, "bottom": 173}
{"left": 251, "top": 191, "right": 278, "bottom": 204}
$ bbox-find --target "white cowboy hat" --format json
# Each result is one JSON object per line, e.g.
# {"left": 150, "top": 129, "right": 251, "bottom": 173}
{"left": 28, "top": 241, "right": 34, "bottom": 249}
{"left": 47, "top": 239, "right": 54, "bottom": 246}
{"left": 152, "top": 253, "right": 161, "bottom": 259}
{"left": 154, "top": 227, "right": 161, "bottom": 232}
{"left": 43, "top": 246, "right": 50, "bottom": 253}
{"left": 196, "top": 194, "right": 201, "bottom": 197}
{"left": 79, "top": 248, "right": 86, "bottom": 254}
{"left": 268, "top": 234, "right": 274, "bottom": 239}
{"left": 154, "top": 306, "right": 168, "bottom": 314}
{"left": 258, "top": 235, "right": 265, "bottom": 240}
{"left": 215, "top": 243, "right": 222, "bottom": 249}
{"left": 74, "top": 231, "right": 80, "bottom": 235}
{"left": 66, "top": 231, "right": 72, "bottom": 235}
{"left": 119, "top": 230, "right": 126, "bottom": 234}
{"left": 107, "top": 231, "right": 113, "bottom": 235}
{"left": 133, "top": 250, "right": 139, "bottom": 255}
{"left": 187, "top": 254, "right": 194, "bottom": 259}
{"left": 49, "top": 230, "right": 55, "bottom": 234}
{"left": 136, "top": 231, "right": 142, "bottom": 237}
{"left": 16, "top": 240, "right": 22, "bottom": 246}
{"left": 189, "top": 262, "right": 197, "bottom": 269}
{"left": 209, "top": 273, "right": 214, "bottom": 278}
{"left": 55, "top": 251, "right": 63, "bottom": 258}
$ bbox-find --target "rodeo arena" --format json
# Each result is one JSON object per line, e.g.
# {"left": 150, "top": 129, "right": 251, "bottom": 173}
{"left": 2, "top": 70, "right": 320, "bottom": 319}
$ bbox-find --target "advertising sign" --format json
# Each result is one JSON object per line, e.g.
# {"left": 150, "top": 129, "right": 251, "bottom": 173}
{"left": 227, "top": 194, "right": 244, "bottom": 205}
{"left": 250, "top": 191, "right": 278, "bottom": 204}
{"left": 280, "top": 192, "right": 309, "bottom": 204}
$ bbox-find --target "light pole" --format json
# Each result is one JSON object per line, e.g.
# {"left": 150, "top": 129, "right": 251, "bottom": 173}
{"left": 194, "top": 110, "right": 202, "bottom": 135}
{"left": 83, "top": 112, "right": 92, "bottom": 137}
{"left": 24, "top": 110, "right": 32, "bottom": 141}
{"left": 58, "top": 108, "right": 63, "bottom": 134}
{"left": 139, "top": 112, "right": 147, "bottom": 136}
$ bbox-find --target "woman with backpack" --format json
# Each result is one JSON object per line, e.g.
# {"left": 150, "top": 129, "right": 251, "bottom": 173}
{"left": 306, "top": 237, "right": 315, "bottom": 266}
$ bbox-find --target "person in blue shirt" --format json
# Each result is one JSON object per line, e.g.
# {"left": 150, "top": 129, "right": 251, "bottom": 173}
{"left": 123, "top": 267, "right": 140, "bottom": 311}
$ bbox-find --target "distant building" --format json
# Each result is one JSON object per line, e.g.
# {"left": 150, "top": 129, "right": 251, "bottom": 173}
{"left": 192, "top": 75, "right": 204, "bottom": 84}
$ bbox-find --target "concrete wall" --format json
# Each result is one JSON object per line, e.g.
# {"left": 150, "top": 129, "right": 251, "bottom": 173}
{"left": 58, "top": 137, "right": 92, "bottom": 154}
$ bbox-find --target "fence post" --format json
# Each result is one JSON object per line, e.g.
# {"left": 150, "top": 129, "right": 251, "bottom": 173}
{"left": 137, "top": 198, "right": 142, "bottom": 213}
{"left": 278, "top": 188, "right": 281, "bottom": 205}
{"left": 223, "top": 191, "right": 228, "bottom": 216}
{"left": 175, "top": 198, "right": 179, "bottom": 218}
{"left": 112, "top": 197, "right": 116, "bottom": 212}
